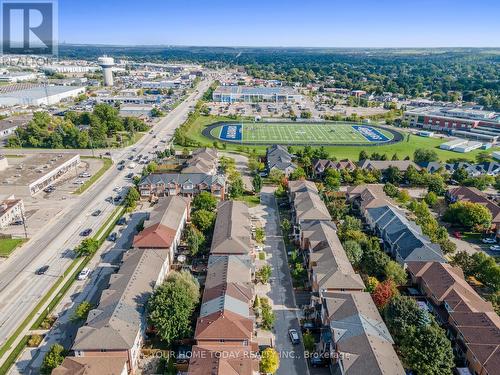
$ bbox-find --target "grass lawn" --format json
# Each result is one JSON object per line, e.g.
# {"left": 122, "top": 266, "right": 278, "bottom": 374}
{"left": 0, "top": 238, "right": 26, "bottom": 257}
{"left": 235, "top": 194, "right": 261, "bottom": 207}
{"left": 74, "top": 157, "right": 113, "bottom": 195}
{"left": 180, "top": 115, "right": 500, "bottom": 162}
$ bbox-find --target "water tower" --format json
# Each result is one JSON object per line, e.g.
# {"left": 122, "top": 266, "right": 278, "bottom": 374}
{"left": 98, "top": 56, "right": 114, "bottom": 86}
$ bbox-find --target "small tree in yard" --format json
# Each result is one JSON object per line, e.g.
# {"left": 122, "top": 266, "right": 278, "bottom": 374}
{"left": 124, "top": 186, "right": 140, "bottom": 210}
{"left": 230, "top": 176, "right": 245, "bottom": 198}
{"left": 191, "top": 209, "right": 216, "bottom": 234}
{"left": 147, "top": 271, "right": 200, "bottom": 345}
{"left": 261, "top": 304, "right": 276, "bottom": 330}
{"left": 384, "top": 260, "right": 407, "bottom": 286}
{"left": 185, "top": 224, "right": 205, "bottom": 256}
{"left": 303, "top": 331, "right": 315, "bottom": 352}
{"left": 41, "top": 344, "right": 67, "bottom": 374}
{"left": 74, "top": 238, "right": 99, "bottom": 257}
{"left": 255, "top": 227, "right": 265, "bottom": 243}
{"left": 260, "top": 348, "right": 280, "bottom": 374}
{"left": 371, "top": 279, "right": 397, "bottom": 309}
{"left": 281, "top": 218, "right": 291, "bottom": 234}
{"left": 192, "top": 191, "right": 217, "bottom": 211}
{"left": 72, "top": 300, "right": 92, "bottom": 321}
{"left": 343, "top": 240, "right": 363, "bottom": 267}
{"left": 256, "top": 265, "right": 272, "bottom": 284}
{"left": 365, "top": 276, "right": 379, "bottom": 293}
{"left": 252, "top": 174, "right": 262, "bottom": 193}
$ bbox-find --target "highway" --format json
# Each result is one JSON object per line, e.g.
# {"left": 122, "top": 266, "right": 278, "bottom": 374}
{"left": 0, "top": 77, "right": 213, "bottom": 347}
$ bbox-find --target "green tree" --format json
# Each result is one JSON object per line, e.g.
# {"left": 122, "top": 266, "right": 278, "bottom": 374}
{"left": 383, "top": 182, "right": 399, "bottom": 198}
{"left": 268, "top": 169, "right": 285, "bottom": 185}
{"left": 384, "top": 260, "right": 407, "bottom": 285}
{"left": 444, "top": 201, "right": 493, "bottom": 231}
{"left": 303, "top": 331, "right": 315, "bottom": 352}
{"left": 252, "top": 174, "right": 263, "bottom": 193}
{"left": 40, "top": 344, "right": 67, "bottom": 374}
{"left": 124, "top": 186, "right": 140, "bottom": 209}
{"left": 426, "top": 174, "right": 446, "bottom": 195}
{"left": 230, "top": 176, "right": 245, "bottom": 198}
{"left": 413, "top": 148, "right": 438, "bottom": 164}
{"left": 256, "top": 265, "right": 272, "bottom": 284}
{"left": 72, "top": 301, "right": 92, "bottom": 321}
{"left": 185, "top": 224, "right": 205, "bottom": 256}
{"left": 74, "top": 238, "right": 99, "bottom": 257}
{"left": 260, "top": 348, "right": 280, "bottom": 374}
{"left": 147, "top": 271, "right": 200, "bottom": 345}
{"left": 399, "top": 324, "right": 454, "bottom": 375}
{"left": 424, "top": 191, "right": 438, "bottom": 207}
{"left": 191, "top": 209, "right": 216, "bottom": 234}
{"left": 192, "top": 191, "right": 218, "bottom": 211}
{"left": 452, "top": 167, "right": 469, "bottom": 184}
{"left": 384, "top": 296, "right": 429, "bottom": 342}
{"left": 343, "top": 240, "right": 363, "bottom": 267}
{"left": 384, "top": 166, "right": 402, "bottom": 184}
{"left": 289, "top": 167, "right": 306, "bottom": 180}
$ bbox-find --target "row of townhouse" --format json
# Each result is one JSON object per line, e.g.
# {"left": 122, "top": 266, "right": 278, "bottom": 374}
{"left": 181, "top": 148, "right": 219, "bottom": 174}
{"left": 53, "top": 196, "right": 190, "bottom": 375}
{"left": 266, "top": 144, "right": 297, "bottom": 176}
{"left": 287, "top": 180, "right": 405, "bottom": 375}
{"left": 188, "top": 200, "right": 260, "bottom": 375}
{"left": 419, "top": 160, "right": 500, "bottom": 177}
{"left": 407, "top": 261, "right": 500, "bottom": 375}
{"left": 347, "top": 184, "right": 446, "bottom": 266}
{"left": 346, "top": 184, "right": 500, "bottom": 375}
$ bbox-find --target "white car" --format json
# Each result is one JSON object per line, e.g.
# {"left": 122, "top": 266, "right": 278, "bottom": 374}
{"left": 255, "top": 245, "right": 264, "bottom": 252}
{"left": 489, "top": 245, "right": 500, "bottom": 252}
{"left": 77, "top": 268, "right": 91, "bottom": 281}
{"left": 74, "top": 179, "right": 85, "bottom": 185}
{"left": 482, "top": 237, "right": 497, "bottom": 244}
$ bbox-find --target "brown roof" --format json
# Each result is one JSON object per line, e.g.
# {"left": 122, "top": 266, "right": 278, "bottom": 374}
{"left": 210, "top": 201, "right": 251, "bottom": 255}
{"left": 407, "top": 261, "right": 494, "bottom": 313}
{"left": 52, "top": 356, "right": 127, "bottom": 375}
{"left": 448, "top": 186, "right": 500, "bottom": 224}
{"left": 195, "top": 310, "right": 253, "bottom": 341}
{"left": 132, "top": 222, "right": 176, "bottom": 248}
{"left": 187, "top": 344, "right": 259, "bottom": 375}
{"left": 358, "top": 159, "right": 421, "bottom": 172}
{"left": 202, "top": 282, "right": 253, "bottom": 305}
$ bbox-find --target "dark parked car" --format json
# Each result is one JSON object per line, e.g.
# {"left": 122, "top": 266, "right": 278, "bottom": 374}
{"left": 309, "top": 356, "right": 328, "bottom": 368}
{"left": 35, "top": 265, "right": 49, "bottom": 275}
{"left": 113, "top": 196, "right": 122, "bottom": 203}
{"left": 117, "top": 217, "right": 127, "bottom": 225}
{"left": 117, "top": 165, "right": 125, "bottom": 171}
{"left": 81, "top": 228, "right": 93, "bottom": 236}
{"left": 126, "top": 173, "right": 134, "bottom": 178}
{"left": 91, "top": 210, "right": 102, "bottom": 217}
{"left": 108, "top": 232, "right": 117, "bottom": 242}
{"left": 302, "top": 321, "right": 321, "bottom": 333}
{"left": 105, "top": 196, "right": 113, "bottom": 203}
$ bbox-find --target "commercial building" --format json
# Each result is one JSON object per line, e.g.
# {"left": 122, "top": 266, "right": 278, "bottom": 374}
{"left": 407, "top": 261, "right": 500, "bottom": 375}
{"left": 0, "top": 71, "right": 37, "bottom": 83}
{"left": 42, "top": 65, "right": 99, "bottom": 74}
{"left": 96, "top": 95, "right": 162, "bottom": 105}
{"left": 0, "top": 153, "right": 80, "bottom": 196}
{"left": 0, "top": 86, "right": 85, "bottom": 107}
{"left": 0, "top": 195, "right": 24, "bottom": 228}
{"left": 57, "top": 196, "right": 189, "bottom": 375}
{"left": 118, "top": 104, "right": 154, "bottom": 118}
{"left": 212, "top": 85, "right": 302, "bottom": 103}
{"left": 141, "top": 80, "right": 181, "bottom": 89}
{"left": 0, "top": 114, "right": 31, "bottom": 138}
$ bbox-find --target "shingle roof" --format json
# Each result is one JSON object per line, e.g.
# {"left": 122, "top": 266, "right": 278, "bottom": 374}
{"left": 139, "top": 172, "right": 225, "bottom": 188}
{"left": 73, "top": 248, "right": 168, "bottom": 351}
{"left": 302, "top": 220, "right": 364, "bottom": 291}
{"left": 358, "top": 159, "right": 421, "bottom": 171}
{"left": 195, "top": 310, "right": 253, "bottom": 341}
{"left": 205, "top": 255, "right": 253, "bottom": 290}
{"left": 322, "top": 291, "right": 404, "bottom": 375}
{"left": 266, "top": 144, "right": 297, "bottom": 172}
{"left": 293, "top": 190, "right": 331, "bottom": 223}
{"left": 210, "top": 201, "right": 252, "bottom": 255}
{"left": 188, "top": 344, "right": 259, "bottom": 375}
{"left": 52, "top": 356, "right": 128, "bottom": 375}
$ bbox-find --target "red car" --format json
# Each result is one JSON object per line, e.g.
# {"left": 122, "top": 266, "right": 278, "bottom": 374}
{"left": 453, "top": 231, "right": 462, "bottom": 239}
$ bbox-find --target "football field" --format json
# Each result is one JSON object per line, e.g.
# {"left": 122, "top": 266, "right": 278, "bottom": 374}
{"left": 211, "top": 122, "right": 396, "bottom": 145}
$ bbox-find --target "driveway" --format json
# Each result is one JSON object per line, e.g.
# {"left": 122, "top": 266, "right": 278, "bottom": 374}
{"left": 257, "top": 187, "right": 309, "bottom": 375}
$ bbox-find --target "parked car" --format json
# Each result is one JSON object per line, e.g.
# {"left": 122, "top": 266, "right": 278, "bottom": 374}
{"left": 482, "top": 237, "right": 497, "bottom": 244}
{"left": 105, "top": 196, "right": 113, "bottom": 203}
{"left": 117, "top": 165, "right": 125, "bottom": 171}
{"left": 91, "top": 210, "right": 102, "bottom": 217}
{"left": 108, "top": 232, "right": 117, "bottom": 242}
{"left": 79, "top": 172, "right": 91, "bottom": 178}
{"left": 288, "top": 328, "right": 300, "bottom": 345}
{"left": 126, "top": 173, "right": 134, "bottom": 179}
{"left": 74, "top": 179, "right": 85, "bottom": 185}
{"left": 302, "top": 321, "right": 321, "bottom": 333}
{"left": 113, "top": 196, "right": 122, "bottom": 203}
{"left": 117, "top": 217, "right": 127, "bottom": 225}
{"left": 490, "top": 245, "right": 500, "bottom": 252}
{"left": 453, "top": 231, "right": 462, "bottom": 239}
{"left": 35, "top": 265, "right": 49, "bottom": 275}
{"left": 309, "top": 356, "right": 328, "bottom": 368}
{"left": 77, "top": 268, "right": 91, "bottom": 281}
{"left": 81, "top": 228, "right": 93, "bottom": 236}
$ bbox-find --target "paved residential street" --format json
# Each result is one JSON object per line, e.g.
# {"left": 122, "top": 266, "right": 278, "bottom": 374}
{"left": 258, "top": 187, "right": 309, "bottom": 375}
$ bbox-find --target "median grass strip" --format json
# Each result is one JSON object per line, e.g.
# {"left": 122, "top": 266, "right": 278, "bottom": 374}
{"left": 0, "top": 238, "right": 27, "bottom": 258}
{"left": 0, "top": 336, "right": 29, "bottom": 375}
{"left": 74, "top": 157, "right": 113, "bottom": 195}
{"left": 0, "top": 204, "right": 126, "bottom": 373}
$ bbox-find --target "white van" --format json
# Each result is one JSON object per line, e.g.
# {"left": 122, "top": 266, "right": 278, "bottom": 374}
{"left": 77, "top": 268, "right": 91, "bottom": 281}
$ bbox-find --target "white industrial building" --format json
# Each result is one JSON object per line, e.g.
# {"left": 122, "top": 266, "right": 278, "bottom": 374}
{"left": 440, "top": 138, "right": 469, "bottom": 151}
{"left": 212, "top": 85, "right": 302, "bottom": 103}
{"left": 0, "top": 86, "right": 85, "bottom": 107}
{"left": 0, "top": 195, "right": 24, "bottom": 228}
{"left": 0, "top": 71, "right": 38, "bottom": 83}
{"left": 119, "top": 105, "right": 153, "bottom": 117}
{"left": 0, "top": 115, "right": 32, "bottom": 138}
{"left": 42, "top": 65, "right": 99, "bottom": 74}
{"left": 141, "top": 80, "right": 181, "bottom": 89}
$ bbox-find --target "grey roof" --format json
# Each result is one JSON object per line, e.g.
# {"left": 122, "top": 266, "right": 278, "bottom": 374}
{"left": 358, "top": 159, "right": 420, "bottom": 171}
{"left": 182, "top": 148, "right": 218, "bottom": 174}
{"left": 200, "top": 293, "right": 250, "bottom": 318}
{"left": 366, "top": 205, "right": 445, "bottom": 263}
{"left": 293, "top": 190, "right": 331, "bottom": 223}
{"left": 139, "top": 172, "right": 225, "bottom": 188}
{"left": 72, "top": 248, "right": 167, "bottom": 351}
{"left": 205, "top": 255, "right": 253, "bottom": 290}
{"left": 302, "top": 220, "right": 364, "bottom": 291}
{"left": 147, "top": 195, "right": 189, "bottom": 232}
{"left": 322, "top": 291, "right": 405, "bottom": 375}
{"left": 266, "top": 144, "right": 297, "bottom": 172}
{"left": 210, "top": 201, "right": 252, "bottom": 255}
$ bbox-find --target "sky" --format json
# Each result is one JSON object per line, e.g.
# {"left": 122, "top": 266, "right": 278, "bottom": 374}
{"left": 57, "top": 0, "right": 500, "bottom": 47}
